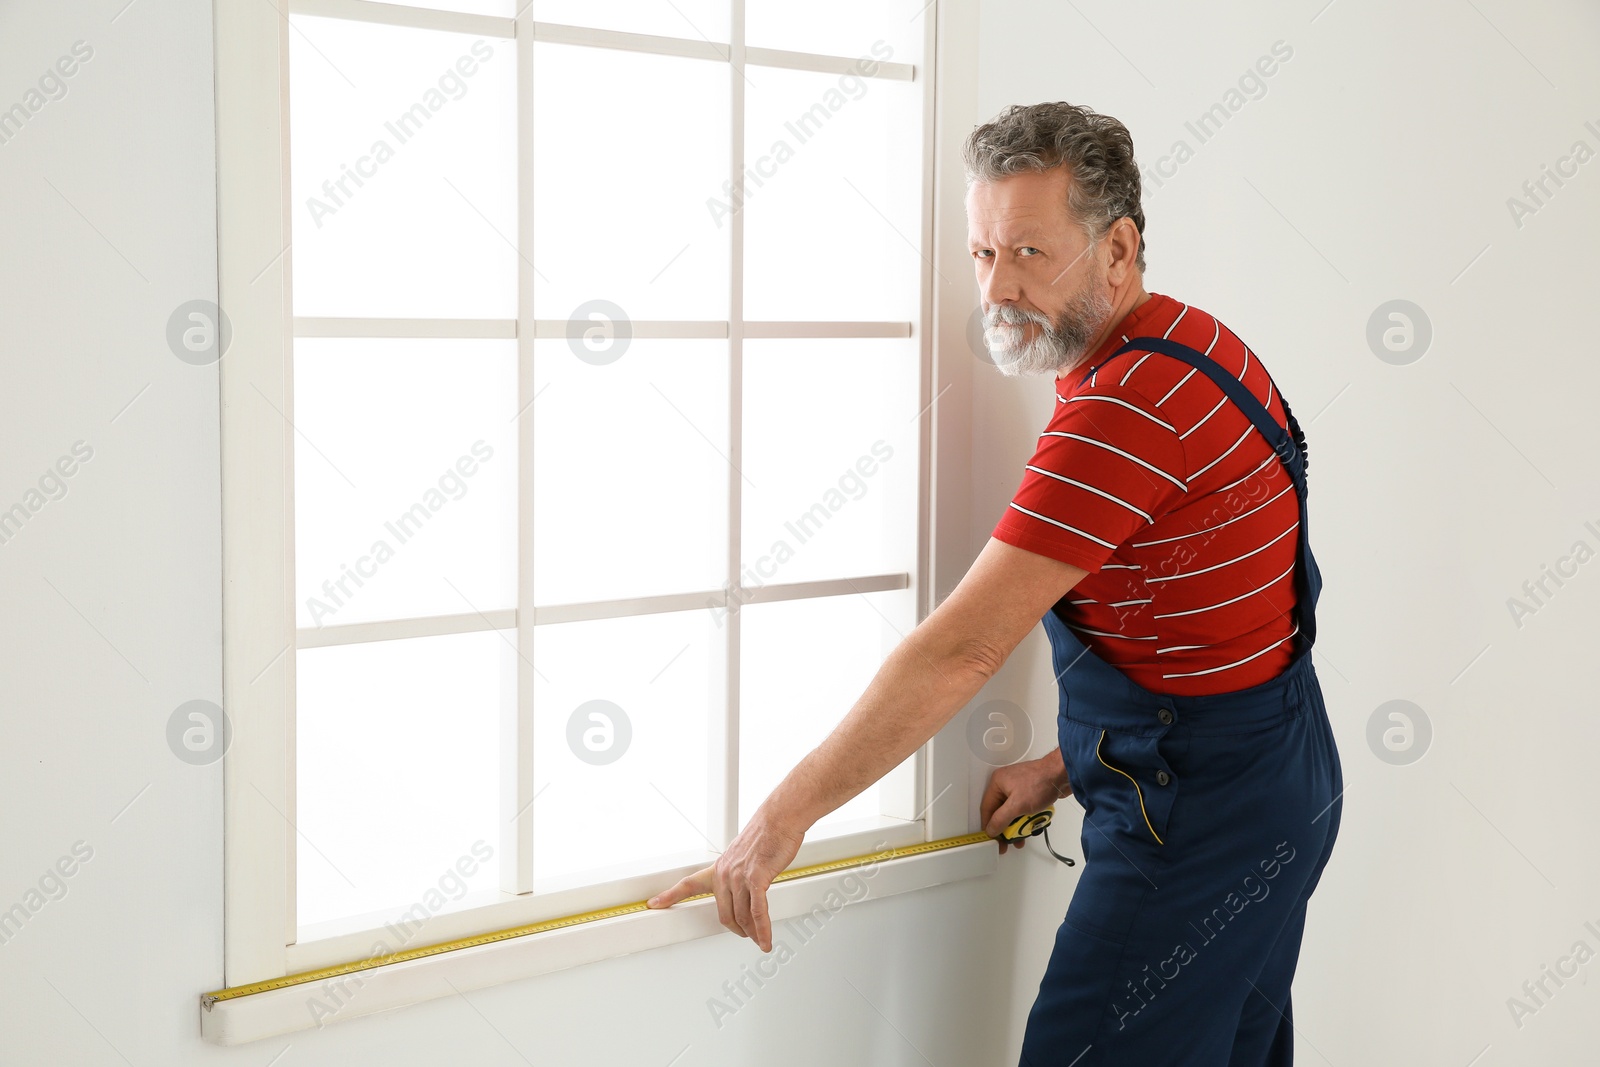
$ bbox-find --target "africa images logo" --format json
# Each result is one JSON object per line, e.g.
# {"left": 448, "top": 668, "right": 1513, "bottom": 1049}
{"left": 1108, "top": 842, "right": 1297, "bottom": 1030}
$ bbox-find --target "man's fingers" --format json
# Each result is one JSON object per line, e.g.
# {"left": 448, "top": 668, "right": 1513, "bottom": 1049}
{"left": 715, "top": 873, "right": 741, "bottom": 937}
{"left": 652, "top": 829, "right": 795, "bottom": 951}
{"left": 647, "top": 865, "right": 751, "bottom": 940}
{"left": 984, "top": 803, "right": 1023, "bottom": 839}
{"left": 647, "top": 865, "right": 715, "bottom": 909}
{"left": 731, "top": 881, "right": 757, "bottom": 943}
{"left": 749, "top": 882, "right": 773, "bottom": 952}
{"left": 978, "top": 775, "right": 1008, "bottom": 829}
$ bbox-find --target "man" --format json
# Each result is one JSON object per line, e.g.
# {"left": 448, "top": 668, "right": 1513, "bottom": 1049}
{"left": 649, "top": 101, "right": 1343, "bottom": 1066}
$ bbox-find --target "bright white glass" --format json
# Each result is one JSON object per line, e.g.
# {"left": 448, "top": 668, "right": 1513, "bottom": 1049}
{"left": 293, "top": 338, "right": 517, "bottom": 628}
{"left": 532, "top": 610, "right": 717, "bottom": 884}
{"left": 288, "top": 16, "right": 516, "bottom": 318}
{"left": 297, "top": 631, "right": 508, "bottom": 929}
{"left": 530, "top": 0, "right": 728, "bottom": 41}
{"left": 740, "top": 63, "right": 921, "bottom": 322}
{"left": 532, "top": 339, "right": 727, "bottom": 605}
{"left": 745, "top": 0, "right": 923, "bottom": 63}
{"left": 532, "top": 43, "right": 729, "bottom": 321}
{"left": 741, "top": 339, "right": 919, "bottom": 585}
{"left": 738, "top": 589, "right": 915, "bottom": 829}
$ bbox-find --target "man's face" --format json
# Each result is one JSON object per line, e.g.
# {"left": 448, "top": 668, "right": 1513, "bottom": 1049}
{"left": 966, "top": 167, "right": 1113, "bottom": 378}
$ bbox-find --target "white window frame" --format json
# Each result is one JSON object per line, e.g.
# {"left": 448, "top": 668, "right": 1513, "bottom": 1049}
{"left": 209, "top": 0, "right": 987, "bottom": 1043}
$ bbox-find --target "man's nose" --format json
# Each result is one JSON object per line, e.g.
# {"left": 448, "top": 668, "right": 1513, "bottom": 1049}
{"left": 981, "top": 257, "right": 1023, "bottom": 308}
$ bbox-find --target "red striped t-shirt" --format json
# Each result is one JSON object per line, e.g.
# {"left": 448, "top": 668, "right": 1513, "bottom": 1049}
{"left": 992, "top": 292, "right": 1303, "bottom": 696}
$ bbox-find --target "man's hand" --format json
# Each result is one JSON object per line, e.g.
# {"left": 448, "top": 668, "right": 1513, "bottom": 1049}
{"left": 645, "top": 540, "right": 1088, "bottom": 943}
{"left": 645, "top": 809, "right": 804, "bottom": 953}
{"left": 981, "top": 749, "right": 1072, "bottom": 855}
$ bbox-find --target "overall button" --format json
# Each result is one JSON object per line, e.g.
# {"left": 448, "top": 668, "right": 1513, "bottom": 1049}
{"left": 1157, "top": 708, "right": 1174, "bottom": 725}
{"left": 1156, "top": 770, "right": 1171, "bottom": 786}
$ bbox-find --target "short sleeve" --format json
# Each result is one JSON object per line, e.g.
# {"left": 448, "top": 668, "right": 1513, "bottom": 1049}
{"left": 992, "top": 379, "right": 1188, "bottom": 572}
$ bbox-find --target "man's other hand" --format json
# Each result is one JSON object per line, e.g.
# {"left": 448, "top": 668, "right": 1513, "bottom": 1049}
{"left": 981, "top": 750, "right": 1072, "bottom": 854}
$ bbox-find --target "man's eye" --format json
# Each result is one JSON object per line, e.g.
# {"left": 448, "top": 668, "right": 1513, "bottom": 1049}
{"left": 973, "top": 249, "right": 994, "bottom": 259}
{"left": 1019, "top": 247, "right": 1041, "bottom": 256}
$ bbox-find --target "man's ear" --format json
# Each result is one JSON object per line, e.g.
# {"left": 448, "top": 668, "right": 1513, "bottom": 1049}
{"left": 1104, "top": 216, "right": 1141, "bottom": 286}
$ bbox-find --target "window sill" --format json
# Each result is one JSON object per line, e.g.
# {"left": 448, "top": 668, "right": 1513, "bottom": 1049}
{"left": 285, "top": 816, "right": 928, "bottom": 974}
{"left": 200, "top": 835, "right": 996, "bottom": 1045}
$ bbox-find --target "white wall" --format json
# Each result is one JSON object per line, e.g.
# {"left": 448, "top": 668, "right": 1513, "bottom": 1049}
{"left": 6, "top": 0, "right": 1599, "bottom": 1063}
{"left": 969, "top": 0, "right": 1600, "bottom": 1063}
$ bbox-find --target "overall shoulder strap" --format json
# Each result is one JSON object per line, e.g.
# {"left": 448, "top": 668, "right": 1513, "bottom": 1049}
{"left": 1111, "top": 336, "right": 1310, "bottom": 487}
{"left": 1113, "top": 335, "right": 1321, "bottom": 654}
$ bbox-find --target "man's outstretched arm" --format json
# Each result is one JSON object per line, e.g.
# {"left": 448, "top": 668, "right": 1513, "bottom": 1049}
{"left": 646, "top": 537, "right": 1088, "bottom": 950}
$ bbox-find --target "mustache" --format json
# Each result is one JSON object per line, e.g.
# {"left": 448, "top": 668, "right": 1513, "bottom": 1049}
{"left": 985, "top": 304, "right": 1051, "bottom": 329}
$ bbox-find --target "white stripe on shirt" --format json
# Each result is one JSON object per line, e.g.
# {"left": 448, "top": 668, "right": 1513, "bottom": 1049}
{"left": 1180, "top": 395, "right": 1228, "bottom": 440}
{"left": 1065, "top": 394, "right": 1176, "bottom": 432}
{"left": 1131, "top": 482, "right": 1295, "bottom": 547}
{"left": 1039, "top": 432, "right": 1188, "bottom": 489}
{"left": 1024, "top": 465, "right": 1154, "bottom": 521}
{"left": 1007, "top": 503, "right": 1120, "bottom": 548}
{"left": 1162, "top": 623, "right": 1298, "bottom": 679}
{"left": 1216, "top": 453, "right": 1278, "bottom": 494}
{"left": 1143, "top": 522, "right": 1298, "bottom": 583}
{"left": 1119, "top": 352, "right": 1153, "bottom": 386}
{"left": 1153, "top": 561, "right": 1296, "bottom": 619}
{"left": 1158, "top": 368, "right": 1197, "bottom": 406}
{"left": 1187, "top": 426, "right": 1255, "bottom": 483}
{"left": 1163, "top": 305, "right": 1190, "bottom": 339}
{"left": 1068, "top": 623, "right": 1157, "bottom": 640}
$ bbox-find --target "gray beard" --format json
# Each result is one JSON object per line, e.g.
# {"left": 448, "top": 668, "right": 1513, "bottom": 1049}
{"left": 983, "top": 280, "right": 1115, "bottom": 378}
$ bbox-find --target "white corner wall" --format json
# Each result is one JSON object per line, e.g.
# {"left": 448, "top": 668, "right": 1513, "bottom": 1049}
{"left": 969, "top": 1, "right": 1600, "bottom": 1064}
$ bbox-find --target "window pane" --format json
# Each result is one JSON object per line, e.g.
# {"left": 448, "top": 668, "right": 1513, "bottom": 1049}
{"left": 739, "top": 590, "right": 914, "bottom": 830}
{"left": 742, "top": 339, "right": 918, "bottom": 584}
{"left": 288, "top": 17, "right": 516, "bottom": 318}
{"left": 294, "top": 338, "right": 517, "bottom": 628}
{"left": 532, "top": 339, "right": 727, "bottom": 604}
{"left": 532, "top": 44, "right": 729, "bottom": 321}
{"left": 382, "top": 0, "right": 513, "bottom": 16}
{"left": 746, "top": 0, "right": 922, "bottom": 62}
{"left": 533, "top": 610, "right": 717, "bottom": 885}
{"left": 297, "top": 631, "right": 507, "bottom": 929}
{"left": 741, "top": 65, "right": 920, "bottom": 321}
{"left": 530, "top": 0, "right": 727, "bottom": 41}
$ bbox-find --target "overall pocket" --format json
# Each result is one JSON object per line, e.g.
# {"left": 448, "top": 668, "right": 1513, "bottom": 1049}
{"left": 1059, "top": 715, "right": 1177, "bottom": 847}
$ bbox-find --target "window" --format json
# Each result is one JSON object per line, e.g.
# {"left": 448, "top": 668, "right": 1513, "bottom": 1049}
{"left": 213, "top": 0, "right": 973, "bottom": 1030}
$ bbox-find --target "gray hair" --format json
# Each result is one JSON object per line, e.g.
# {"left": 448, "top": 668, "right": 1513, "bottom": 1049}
{"left": 963, "top": 102, "right": 1147, "bottom": 273}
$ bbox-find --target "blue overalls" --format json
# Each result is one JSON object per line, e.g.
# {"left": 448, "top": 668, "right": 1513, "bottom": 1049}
{"left": 1018, "top": 337, "right": 1344, "bottom": 1067}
